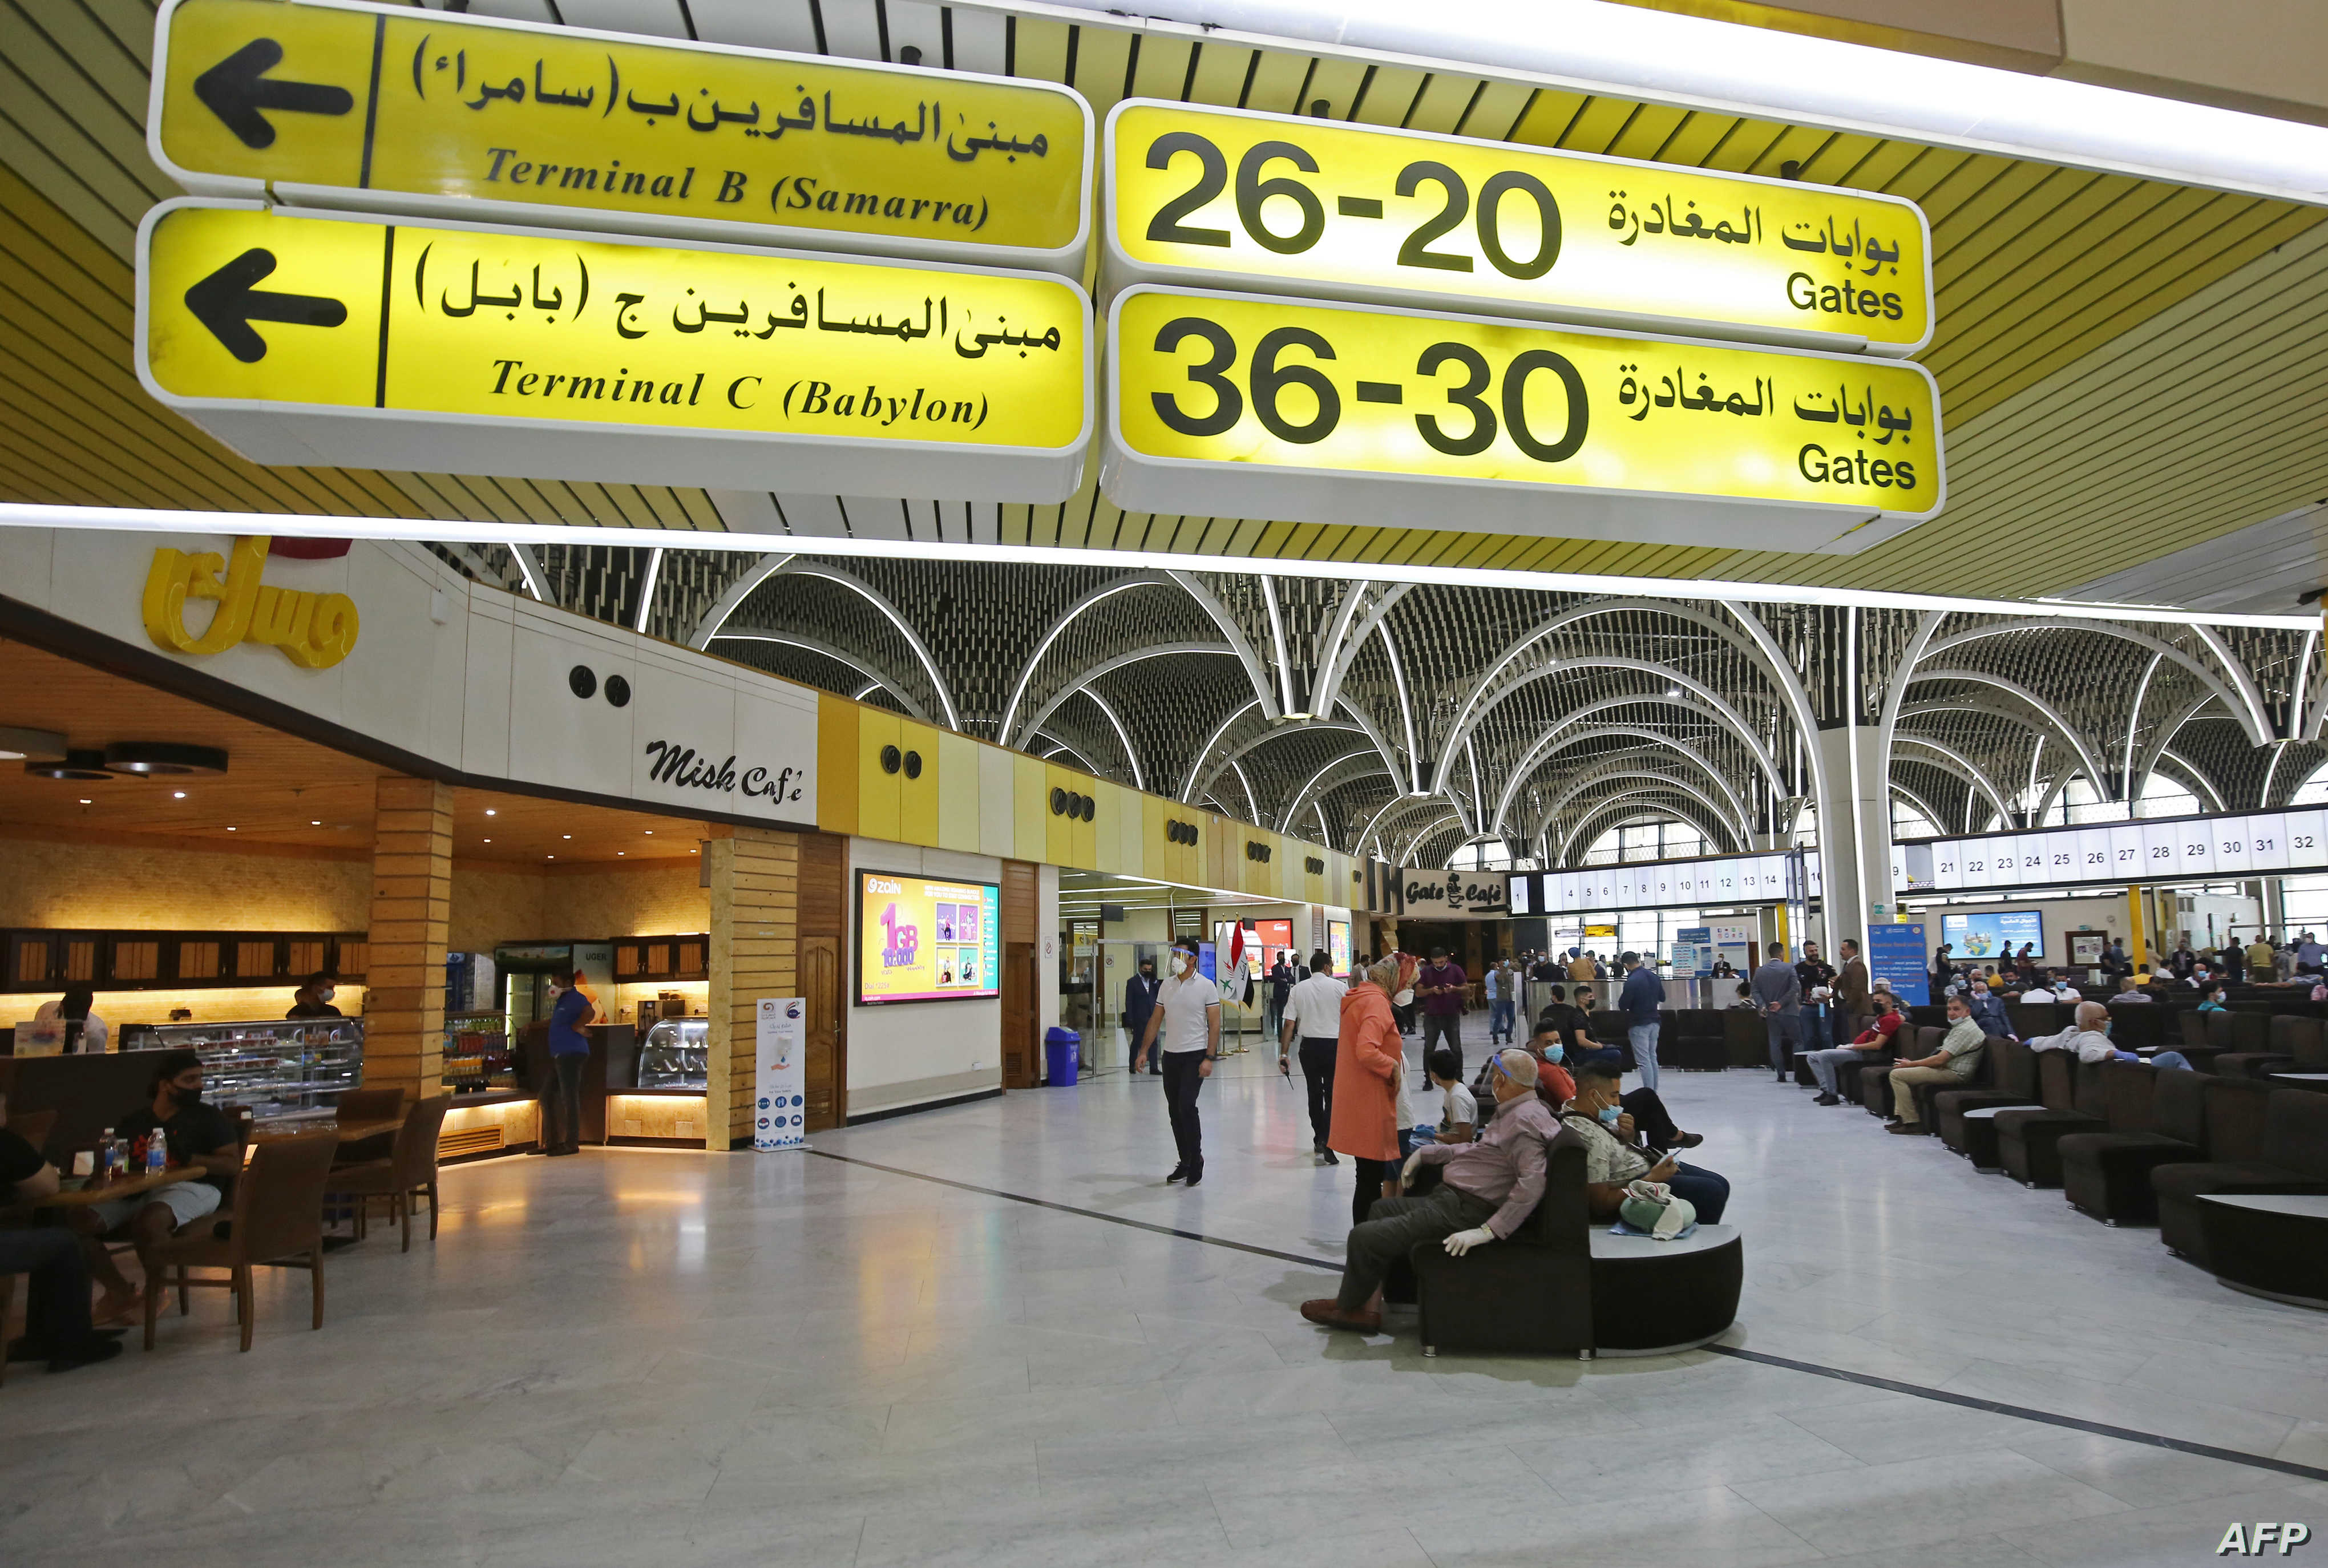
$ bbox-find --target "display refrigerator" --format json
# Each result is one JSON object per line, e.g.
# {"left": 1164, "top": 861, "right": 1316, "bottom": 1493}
{"left": 119, "top": 1017, "right": 366, "bottom": 1124}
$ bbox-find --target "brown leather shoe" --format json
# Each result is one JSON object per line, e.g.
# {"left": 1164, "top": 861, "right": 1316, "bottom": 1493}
{"left": 1299, "top": 1299, "right": 1383, "bottom": 1332}
{"left": 1885, "top": 1121, "right": 1926, "bottom": 1134}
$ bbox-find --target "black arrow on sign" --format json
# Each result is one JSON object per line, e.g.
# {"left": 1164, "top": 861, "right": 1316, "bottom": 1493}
{"left": 184, "top": 248, "right": 348, "bottom": 363}
{"left": 192, "top": 38, "right": 354, "bottom": 149}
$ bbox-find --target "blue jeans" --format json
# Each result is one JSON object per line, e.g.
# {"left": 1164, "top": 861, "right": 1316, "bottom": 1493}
{"left": 2152, "top": 1050, "right": 2193, "bottom": 1070}
{"left": 1489, "top": 998, "right": 1515, "bottom": 1042}
{"left": 1666, "top": 1162, "right": 1729, "bottom": 1224}
{"left": 1803, "top": 1046, "right": 1861, "bottom": 1096}
{"left": 1628, "top": 1021, "right": 1661, "bottom": 1089}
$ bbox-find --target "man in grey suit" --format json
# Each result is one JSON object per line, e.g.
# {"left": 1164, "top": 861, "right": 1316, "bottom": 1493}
{"left": 1752, "top": 944, "right": 1804, "bottom": 1083}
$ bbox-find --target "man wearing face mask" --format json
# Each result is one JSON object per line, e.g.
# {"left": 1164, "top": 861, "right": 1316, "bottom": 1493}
{"left": 1561, "top": 1053, "right": 1729, "bottom": 1223}
{"left": 1121, "top": 954, "right": 1164, "bottom": 1077}
{"left": 1134, "top": 942, "right": 1221, "bottom": 1185}
{"left": 287, "top": 971, "right": 343, "bottom": 1020}
{"left": 66, "top": 1050, "right": 241, "bottom": 1323}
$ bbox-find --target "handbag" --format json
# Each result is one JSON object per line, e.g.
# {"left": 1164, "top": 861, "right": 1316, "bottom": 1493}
{"left": 1616, "top": 1178, "right": 1696, "bottom": 1239}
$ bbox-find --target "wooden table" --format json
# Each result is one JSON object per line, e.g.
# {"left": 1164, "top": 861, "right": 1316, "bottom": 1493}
{"left": 33, "top": 1166, "right": 218, "bottom": 1209}
{"left": 249, "top": 1118, "right": 403, "bottom": 1143}
{"left": 2196, "top": 1194, "right": 2328, "bottom": 1308}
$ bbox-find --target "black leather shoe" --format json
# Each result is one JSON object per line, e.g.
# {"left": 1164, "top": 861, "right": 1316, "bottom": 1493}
{"left": 1321, "top": 1149, "right": 1339, "bottom": 1165}
{"left": 1814, "top": 1093, "right": 1841, "bottom": 1106}
{"left": 1183, "top": 1164, "right": 1203, "bottom": 1187}
{"left": 1165, "top": 1163, "right": 1190, "bottom": 1183}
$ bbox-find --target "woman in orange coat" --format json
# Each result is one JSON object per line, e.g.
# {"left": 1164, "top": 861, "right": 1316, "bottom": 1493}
{"left": 1329, "top": 956, "right": 1407, "bottom": 1226}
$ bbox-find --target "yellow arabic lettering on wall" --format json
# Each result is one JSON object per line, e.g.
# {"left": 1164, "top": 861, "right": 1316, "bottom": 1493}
{"left": 154, "top": 0, "right": 1089, "bottom": 260}
{"left": 141, "top": 203, "right": 1090, "bottom": 452}
{"left": 142, "top": 536, "right": 361, "bottom": 669}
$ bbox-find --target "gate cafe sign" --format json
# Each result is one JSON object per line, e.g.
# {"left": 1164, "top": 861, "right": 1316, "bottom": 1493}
{"left": 1104, "top": 100, "right": 1931, "bottom": 356}
{"left": 136, "top": 200, "right": 1092, "bottom": 500}
{"left": 1396, "top": 868, "right": 1511, "bottom": 919}
{"left": 149, "top": 0, "right": 1092, "bottom": 274}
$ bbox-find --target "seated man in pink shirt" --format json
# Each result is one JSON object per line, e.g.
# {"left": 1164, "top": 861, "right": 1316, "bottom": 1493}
{"left": 1301, "top": 1048, "right": 1561, "bottom": 1334}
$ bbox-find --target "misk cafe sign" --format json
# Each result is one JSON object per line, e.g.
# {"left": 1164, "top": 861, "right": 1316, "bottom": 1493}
{"left": 1397, "top": 868, "right": 1510, "bottom": 919}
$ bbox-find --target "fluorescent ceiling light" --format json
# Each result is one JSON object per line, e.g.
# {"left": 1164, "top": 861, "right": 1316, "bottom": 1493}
{"left": 8, "top": 504, "right": 2310, "bottom": 632}
{"left": 979, "top": 0, "right": 2328, "bottom": 203}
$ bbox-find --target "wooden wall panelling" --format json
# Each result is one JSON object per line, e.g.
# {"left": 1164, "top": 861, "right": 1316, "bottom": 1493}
{"left": 365, "top": 777, "right": 452, "bottom": 1104}
{"left": 706, "top": 825, "right": 801, "bottom": 1147}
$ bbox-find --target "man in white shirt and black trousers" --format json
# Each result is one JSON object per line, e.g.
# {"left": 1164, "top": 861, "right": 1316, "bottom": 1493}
{"left": 1280, "top": 949, "right": 1349, "bottom": 1165}
{"left": 1135, "top": 940, "right": 1222, "bottom": 1186}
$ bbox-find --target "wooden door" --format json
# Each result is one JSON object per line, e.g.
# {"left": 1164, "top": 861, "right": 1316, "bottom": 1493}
{"left": 1001, "top": 940, "right": 1038, "bottom": 1089}
{"left": 802, "top": 933, "right": 844, "bottom": 1129}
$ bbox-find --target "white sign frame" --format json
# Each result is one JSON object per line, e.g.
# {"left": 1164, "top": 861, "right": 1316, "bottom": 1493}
{"left": 753, "top": 996, "right": 808, "bottom": 1151}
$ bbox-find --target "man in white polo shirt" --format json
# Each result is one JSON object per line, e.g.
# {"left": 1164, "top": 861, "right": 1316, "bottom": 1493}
{"left": 1280, "top": 949, "right": 1349, "bottom": 1166}
{"left": 1134, "top": 940, "right": 1222, "bottom": 1186}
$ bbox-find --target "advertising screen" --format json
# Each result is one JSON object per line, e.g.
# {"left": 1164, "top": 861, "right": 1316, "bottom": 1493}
{"left": 855, "top": 871, "right": 1002, "bottom": 1005}
{"left": 1941, "top": 910, "right": 2044, "bottom": 961}
{"left": 1255, "top": 918, "right": 1295, "bottom": 969}
{"left": 1328, "top": 920, "right": 1351, "bottom": 976}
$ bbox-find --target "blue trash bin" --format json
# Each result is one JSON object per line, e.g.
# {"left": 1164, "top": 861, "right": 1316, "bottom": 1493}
{"left": 1044, "top": 1027, "right": 1080, "bottom": 1086}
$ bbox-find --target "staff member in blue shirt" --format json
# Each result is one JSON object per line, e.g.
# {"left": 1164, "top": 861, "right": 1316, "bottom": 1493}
{"left": 541, "top": 968, "right": 596, "bottom": 1157}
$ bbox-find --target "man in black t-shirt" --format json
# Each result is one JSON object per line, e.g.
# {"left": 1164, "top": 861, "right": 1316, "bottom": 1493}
{"left": 66, "top": 1050, "right": 240, "bottom": 1323}
{"left": 1, "top": 1091, "right": 123, "bottom": 1371}
{"left": 1534, "top": 983, "right": 1595, "bottom": 1059}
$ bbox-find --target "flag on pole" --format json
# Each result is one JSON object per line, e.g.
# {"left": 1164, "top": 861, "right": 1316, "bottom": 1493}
{"left": 1221, "top": 922, "right": 1254, "bottom": 1007}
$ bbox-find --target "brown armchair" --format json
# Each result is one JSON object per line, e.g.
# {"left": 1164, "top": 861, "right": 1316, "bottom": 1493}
{"left": 143, "top": 1130, "right": 338, "bottom": 1353}
{"left": 325, "top": 1096, "right": 453, "bottom": 1251}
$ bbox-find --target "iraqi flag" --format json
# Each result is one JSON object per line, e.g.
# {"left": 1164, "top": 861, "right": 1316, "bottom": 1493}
{"left": 1221, "top": 923, "right": 1255, "bottom": 1008}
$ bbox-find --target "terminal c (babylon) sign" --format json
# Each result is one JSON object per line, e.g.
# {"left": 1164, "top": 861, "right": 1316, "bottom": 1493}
{"left": 136, "top": 199, "right": 1093, "bottom": 500}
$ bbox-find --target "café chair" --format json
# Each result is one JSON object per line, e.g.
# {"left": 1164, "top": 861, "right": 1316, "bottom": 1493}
{"left": 328, "top": 1086, "right": 407, "bottom": 1165}
{"left": 143, "top": 1130, "right": 338, "bottom": 1353}
{"left": 325, "top": 1096, "right": 453, "bottom": 1252}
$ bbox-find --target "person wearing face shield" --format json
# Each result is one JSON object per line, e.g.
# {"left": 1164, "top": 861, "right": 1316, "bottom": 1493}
{"left": 64, "top": 1050, "right": 241, "bottom": 1324}
{"left": 287, "top": 971, "right": 343, "bottom": 1020}
{"left": 1300, "top": 1046, "right": 1562, "bottom": 1335}
{"left": 1133, "top": 942, "right": 1221, "bottom": 1185}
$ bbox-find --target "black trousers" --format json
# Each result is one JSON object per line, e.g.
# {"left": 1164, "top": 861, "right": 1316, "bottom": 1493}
{"left": 1622, "top": 1086, "right": 1680, "bottom": 1150}
{"left": 544, "top": 1052, "right": 587, "bottom": 1149}
{"left": 1298, "top": 1037, "right": 1336, "bottom": 1149}
{"left": 0, "top": 1226, "right": 95, "bottom": 1352}
{"left": 1352, "top": 1155, "right": 1399, "bottom": 1227}
{"left": 1421, "top": 1012, "right": 1462, "bottom": 1082}
{"left": 1161, "top": 1050, "right": 1206, "bottom": 1167}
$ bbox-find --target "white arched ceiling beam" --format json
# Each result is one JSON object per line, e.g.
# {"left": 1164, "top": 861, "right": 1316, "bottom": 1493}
{"left": 1166, "top": 570, "right": 1283, "bottom": 724}
{"left": 1494, "top": 726, "right": 1753, "bottom": 844}
{"left": 1876, "top": 608, "right": 1948, "bottom": 775}
{"left": 1284, "top": 754, "right": 1392, "bottom": 834}
{"left": 747, "top": 560, "right": 960, "bottom": 732}
{"left": 1531, "top": 759, "right": 1748, "bottom": 860}
{"left": 1032, "top": 732, "right": 1108, "bottom": 779}
{"left": 1904, "top": 668, "right": 2112, "bottom": 798}
{"left": 1360, "top": 792, "right": 1456, "bottom": 860}
{"left": 2185, "top": 624, "right": 2274, "bottom": 742}
{"left": 1445, "top": 657, "right": 1787, "bottom": 810}
{"left": 1186, "top": 720, "right": 1373, "bottom": 806}
{"left": 2134, "top": 692, "right": 2226, "bottom": 803}
{"left": 709, "top": 631, "right": 932, "bottom": 724}
{"left": 1486, "top": 692, "right": 1779, "bottom": 834}
{"left": 1921, "top": 619, "right": 2267, "bottom": 746}
{"left": 1313, "top": 583, "right": 1415, "bottom": 717}
{"left": 1179, "top": 698, "right": 1263, "bottom": 804}
{"left": 1556, "top": 793, "right": 1739, "bottom": 867}
{"left": 1076, "top": 687, "right": 1147, "bottom": 793}
{"left": 688, "top": 552, "right": 792, "bottom": 648}
{"left": 1396, "top": 813, "right": 1466, "bottom": 867}
{"left": 1226, "top": 758, "right": 1262, "bottom": 822}
{"left": 1376, "top": 620, "right": 1424, "bottom": 793}
{"left": 1332, "top": 697, "right": 1409, "bottom": 800}
{"left": 999, "top": 572, "right": 1181, "bottom": 743}
{"left": 1894, "top": 735, "right": 2018, "bottom": 827}
{"left": 1894, "top": 696, "right": 2088, "bottom": 819}
{"left": 1719, "top": 601, "right": 1829, "bottom": 811}
{"left": 1011, "top": 643, "right": 1236, "bottom": 752}
{"left": 2153, "top": 750, "right": 2229, "bottom": 812}
{"left": 1891, "top": 749, "right": 1992, "bottom": 831}
{"left": 1890, "top": 781, "right": 1950, "bottom": 838}
{"left": 1428, "top": 598, "right": 1783, "bottom": 795}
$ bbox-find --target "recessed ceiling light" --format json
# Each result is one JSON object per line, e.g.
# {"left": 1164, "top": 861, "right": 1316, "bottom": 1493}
{"left": 104, "top": 742, "right": 228, "bottom": 776}
{"left": 547, "top": 854, "right": 555, "bottom": 859}
{"left": 563, "top": 834, "right": 571, "bottom": 839}
{"left": 483, "top": 837, "right": 491, "bottom": 842}
{"left": 311, "top": 820, "right": 321, "bottom": 826}
{"left": 617, "top": 851, "right": 625, "bottom": 855}
{"left": 77, "top": 797, "right": 91, "bottom": 805}
{"left": 486, "top": 809, "right": 496, "bottom": 816}
{"left": 226, "top": 826, "right": 236, "bottom": 831}
{"left": 172, "top": 790, "right": 187, "bottom": 799}
{"left": 644, "top": 830, "right": 653, "bottom": 835}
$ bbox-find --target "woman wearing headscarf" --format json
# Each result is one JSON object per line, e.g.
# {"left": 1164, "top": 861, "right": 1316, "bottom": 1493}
{"left": 1329, "top": 956, "right": 1406, "bottom": 1227}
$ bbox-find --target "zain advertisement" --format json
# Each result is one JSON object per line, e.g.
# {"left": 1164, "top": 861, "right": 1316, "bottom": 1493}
{"left": 855, "top": 871, "right": 1002, "bottom": 1005}
{"left": 1941, "top": 910, "right": 2044, "bottom": 961}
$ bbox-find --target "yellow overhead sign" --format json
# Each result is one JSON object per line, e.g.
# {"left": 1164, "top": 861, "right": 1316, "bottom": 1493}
{"left": 1105, "top": 102, "right": 1932, "bottom": 356}
{"left": 149, "top": 0, "right": 1091, "bottom": 272}
{"left": 1103, "top": 286, "right": 1943, "bottom": 552}
{"left": 138, "top": 200, "right": 1092, "bottom": 500}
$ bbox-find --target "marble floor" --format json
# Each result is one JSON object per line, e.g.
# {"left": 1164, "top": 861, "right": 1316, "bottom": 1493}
{"left": 3, "top": 1044, "right": 2322, "bottom": 1568}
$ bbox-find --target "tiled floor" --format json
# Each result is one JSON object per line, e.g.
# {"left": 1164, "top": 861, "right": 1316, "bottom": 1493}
{"left": 3, "top": 1044, "right": 2321, "bottom": 1567}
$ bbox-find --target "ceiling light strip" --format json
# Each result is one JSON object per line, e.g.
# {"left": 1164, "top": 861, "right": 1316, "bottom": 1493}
{"left": 4, "top": 503, "right": 2314, "bottom": 631}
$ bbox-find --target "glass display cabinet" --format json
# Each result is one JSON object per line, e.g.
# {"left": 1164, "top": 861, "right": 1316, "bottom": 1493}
{"left": 634, "top": 1017, "right": 708, "bottom": 1090}
{"left": 126, "top": 1018, "right": 366, "bottom": 1122}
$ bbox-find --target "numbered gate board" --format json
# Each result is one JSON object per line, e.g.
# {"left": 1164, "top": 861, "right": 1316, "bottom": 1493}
{"left": 137, "top": 199, "right": 1091, "bottom": 500}
{"left": 150, "top": 0, "right": 1091, "bottom": 273}
{"left": 1103, "top": 286, "right": 1942, "bottom": 553}
{"left": 1105, "top": 101, "right": 1931, "bottom": 356}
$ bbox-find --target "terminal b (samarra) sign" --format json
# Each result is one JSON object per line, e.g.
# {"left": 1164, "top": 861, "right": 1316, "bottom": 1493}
{"left": 1103, "top": 287, "right": 1942, "bottom": 553}
{"left": 148, "top": 0, "right": 1092, "bottom": 273}
{"left": 136, "top": 200, "right": 1092, "bottom": 500}
{"left": 1104, "top": 102, "right": 1932, "bottom": 357}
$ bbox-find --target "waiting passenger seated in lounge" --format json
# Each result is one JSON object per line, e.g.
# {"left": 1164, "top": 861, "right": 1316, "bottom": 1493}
{"left": 1300, "top": 1049, "right": 1559, "bottom": 1335}
{"left": 2032, "top": 1001, "right": 2138, "bottom": 1064}
{"left": 1887, "top": 993, "right": 1987, "bottom": 1133}
{"left": 1965, "top": 978, "right": 2015, "bottom": 1039}
{"left": 1561, "top": 1053, "right": 1729, "bottom": 1222}
{"left": 1804, "top": 1004, "right": 1903, "bottom": 1106}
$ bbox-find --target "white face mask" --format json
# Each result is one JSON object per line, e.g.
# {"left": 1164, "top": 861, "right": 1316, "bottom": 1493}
{"left": 318, "top": 986, "right": 335, "bottom": 1003}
